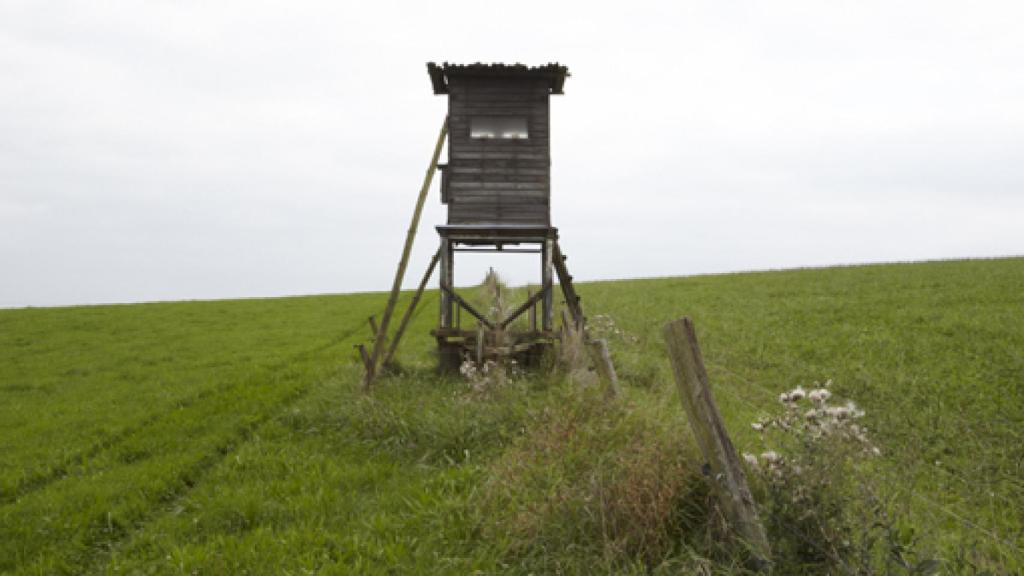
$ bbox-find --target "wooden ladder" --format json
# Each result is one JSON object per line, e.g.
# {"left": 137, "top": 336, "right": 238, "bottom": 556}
{"left": 552, "top": 240, "right": 584, "bottom": 329}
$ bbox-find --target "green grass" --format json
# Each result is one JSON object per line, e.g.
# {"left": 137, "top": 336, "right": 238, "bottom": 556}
{"left": 0, "top": 257, "right": 1021, "bottom": 574}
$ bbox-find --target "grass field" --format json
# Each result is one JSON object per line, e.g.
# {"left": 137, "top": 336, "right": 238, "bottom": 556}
{"left": 1, "top": 257, "right": 1021, "bottom": 574}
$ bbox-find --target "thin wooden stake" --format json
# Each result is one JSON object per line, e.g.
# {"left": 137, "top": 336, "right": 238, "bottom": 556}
{"left": 355, "top": 344, "right": 371, "bottom": 372}
{"left": 381, "top": 249, "right": 440, "bottom": 368}
{"left": 363, "top": 115, "right": 448, "bottom": 390}
{"left": 476, "top": 322, "right": 485, "bottom": 365}
{"left": 528, "top": 288, "right": 537, "bottom": 331}
{"left": 663, "top": 317, "right": 771, "bottom": 569}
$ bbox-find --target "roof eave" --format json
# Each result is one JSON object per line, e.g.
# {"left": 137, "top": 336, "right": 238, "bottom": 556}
{"left": 426, "top": 62, "right": 569, "bottom": 95}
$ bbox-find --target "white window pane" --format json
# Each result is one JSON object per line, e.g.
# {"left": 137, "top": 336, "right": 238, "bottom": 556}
{"left": 470, "top": 117, "right": 528, "bottom": 139}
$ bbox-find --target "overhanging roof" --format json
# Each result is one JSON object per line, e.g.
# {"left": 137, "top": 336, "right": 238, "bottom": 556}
{"left": 427, "top": 62, "right": 570, "bottom": 95}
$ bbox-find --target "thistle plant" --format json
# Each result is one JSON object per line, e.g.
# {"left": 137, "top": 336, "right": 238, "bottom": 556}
{"left": 743, "top": 380, "right": 891, "bottom": 570}
{"left": 746, "top": 379, "right": 879, "bottom": 479}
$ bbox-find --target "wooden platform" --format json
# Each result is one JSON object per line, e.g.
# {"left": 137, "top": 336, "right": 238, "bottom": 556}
{"left": 432, "top": 328, "right": 558, "bottom": 372}
{"left": 436, "top": 224, "right": 556, "bottom": 245}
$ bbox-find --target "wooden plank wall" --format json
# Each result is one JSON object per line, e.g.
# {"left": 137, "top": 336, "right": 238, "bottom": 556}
{"left": 446, "top": 77, "right": 551, "bottom": 226}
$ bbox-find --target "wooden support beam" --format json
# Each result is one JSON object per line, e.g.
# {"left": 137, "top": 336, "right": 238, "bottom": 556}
{"left": 552, "top": 241, "right": 584, "bottom": 328}
{"left": 439, "top": 238, "right": 453, "bottom": 328}
{"left": 475, "top": 322, "right": 485, "bottom": 365}
{"left": 528, "top": 288, "right": 537, "bottom": 331}
{"left": 381, "top": 249, "right": 440, "bottom": 368}
{"left": 355, "top": 344, "right": 372, "bottom": 372}
{"left": 542, "top": 238, "right": 554, "bottom": 330}
{"left": 498, "top": 285, "right": 550, "bottom": 329}
{"left": 363, "top": 115, "right": 448, "bottom": 391}
{"left": 454, "top": 248, "right": 541, "bottom": 254}
{"left": 368, "top": 315, "right": 379, "bottom": 338}
{"left": 440, "top": 283, "right": 495, "bottom": 330}
{"left": 663, "top": 317, "right": 771, "bottom": 568}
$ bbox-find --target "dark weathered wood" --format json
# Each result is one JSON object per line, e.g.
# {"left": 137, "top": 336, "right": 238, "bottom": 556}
{"left": 449, "top": 182, "right": 547, "bottom": 191}
{"left": 498, "top": 285, "right": 549, "bottom": 329}
{"left": 425, "top": 64, "right": 572, "bottom": 365}
{"left": 663, "top": 317, "right": 770, "bottom": 567}
{"left": 368, "top": 315, "right": 387, "bottom": 355}
{"left": 363, "top": 115, "right": 448, "bottom": 391}
{"left": 355, "top": 344, "right": 371, "bottom": 372}
{"left": 588, "top": 338, "right": 620, "bottom": 399}
{"left": 528, "top": 288, "right": 537, "bottom": 331}
{"left": 440, "top": 283, "right": 495, "bottom": 330}
{"left": 454, "top": 247, "right": 541, "bottom": 254}
{"left": 439, "top": 238, "right": 453, "bottom": 328}
{"left": 444, "top": 71, "right": 552, "bottom": 228}
{"left": 447, "top": 152, "right": 548, "bottom": 160}
{"left": 552, "top": 241, "right": 583, "bottom": 327}
{"left": 381, "top": 249, "right": 440, "bottom": 368}
{"left": 448, "top": 158, "right": 548, "bottom": 169}
{"left": 475, "top": 322, "right": 485, "bottom": 364}
{"left": 542, "top": 238, "right": 554, "bottom": 330}
{"left": 431, "top": 327, "right": 557, "bottom": 339}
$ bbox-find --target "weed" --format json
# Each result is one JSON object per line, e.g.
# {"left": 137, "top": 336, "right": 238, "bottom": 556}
{"left": 478, "top": 385, "right": 707, "bottom": 572}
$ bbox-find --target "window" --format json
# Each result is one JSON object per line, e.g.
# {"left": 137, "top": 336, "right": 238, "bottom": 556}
{"left": 470, "top": 116, "right": 528, "bottom": 139}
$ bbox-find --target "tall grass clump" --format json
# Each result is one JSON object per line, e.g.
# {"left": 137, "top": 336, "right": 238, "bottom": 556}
{"left": 339, "top": 367, "right": 537, "bottom": 465}
{"left": 476, "top": 384, "right": 717, "bottom": 573}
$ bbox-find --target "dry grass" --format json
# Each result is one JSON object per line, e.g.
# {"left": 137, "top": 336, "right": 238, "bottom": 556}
{"left": 478, "top": 387, "right": 709, "bottom": 572}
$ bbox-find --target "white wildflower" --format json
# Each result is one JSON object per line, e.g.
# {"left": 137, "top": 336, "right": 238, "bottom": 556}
{"left": 780, "top": 386, "right": 807, "bottom": 403}
{"left": 808, "top": 388, "right": 831, "bottom": 405}
{"left": 459, "top": 359, "right": 477, "bottom": 379}
{"left": 761, "top": 451, "right": 781, "bottom": 465}
{"left": 743, "top": 453, "right": 759, "bottom": 468}
{"left": 826, "top": 405, "right": 851, "bottom": 419}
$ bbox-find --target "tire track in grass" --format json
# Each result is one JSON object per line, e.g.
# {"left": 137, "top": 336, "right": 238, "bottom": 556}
{"left": 1, "top": 323, "right": 368, "bottom": 575}
{"left": 1, "top": 383, "right": 230, "bottom": 507}
{"left": 80, "top": 367, "right": 362, "bottom": 575}
{"left": 80, "top": 298, "right": 434, "bottom": 574}
{"left": 0, "top": 321, "right": 368, "bottom": 510}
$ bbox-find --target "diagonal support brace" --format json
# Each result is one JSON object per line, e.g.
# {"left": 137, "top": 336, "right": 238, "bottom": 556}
{"left": 440, "top": 283, "right": 495, "bottom": 330}
{"left": 498, "top": 285, "right": 550, "bottom": 329}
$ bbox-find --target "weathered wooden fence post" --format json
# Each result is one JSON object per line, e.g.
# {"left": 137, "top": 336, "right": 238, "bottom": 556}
{"left": 587, "top": 338, "right": 620, "bottom": 399}
{"left": 663, "top": 317, "right": 771, "bottom": 568}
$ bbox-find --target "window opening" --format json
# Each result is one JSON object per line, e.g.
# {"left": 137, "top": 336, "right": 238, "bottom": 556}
{"left": 470, "top": 116, "right": 528, "bottom": 139}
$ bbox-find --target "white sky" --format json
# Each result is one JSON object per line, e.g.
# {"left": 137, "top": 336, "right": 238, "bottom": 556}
{"left": 1, "top": 1, "right": 1022, "bottom": 307}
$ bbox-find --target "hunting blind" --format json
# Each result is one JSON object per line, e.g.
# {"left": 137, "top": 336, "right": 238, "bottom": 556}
{"left": 361, "top": 62, "right": 584, "bottom": 386}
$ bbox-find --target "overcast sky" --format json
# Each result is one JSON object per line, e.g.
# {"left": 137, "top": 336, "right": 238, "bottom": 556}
{"left": 2, "top": 1, "right": 1022, "bottom": 307}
